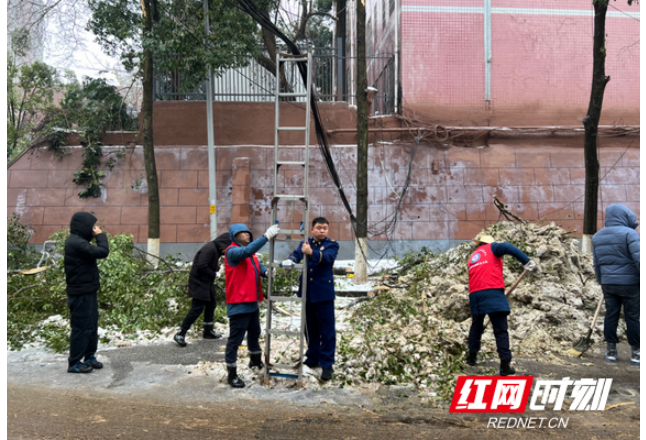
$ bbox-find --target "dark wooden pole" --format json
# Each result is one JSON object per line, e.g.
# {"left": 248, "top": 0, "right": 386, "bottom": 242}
{"left": 582, "top": 0, "right": 610, "bottom": 252}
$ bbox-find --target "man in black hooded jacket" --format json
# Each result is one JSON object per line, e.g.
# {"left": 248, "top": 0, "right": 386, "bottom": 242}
{"left": 174, "top": 232, "right": 232, "bottom": 347}
{"left": 64, "top": 212, "right": 110, "bottom": 373}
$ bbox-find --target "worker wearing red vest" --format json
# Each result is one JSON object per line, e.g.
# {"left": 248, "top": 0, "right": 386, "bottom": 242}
{"left": 223, "top": 223, "right": 280, "bottom": 388}
{"left": 466, "top": 234, "right": 536, "bottom": 376}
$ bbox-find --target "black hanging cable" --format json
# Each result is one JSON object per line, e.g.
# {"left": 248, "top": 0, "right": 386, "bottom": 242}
{"left": 233, "top": 0, "right": 429, "bottom": 270}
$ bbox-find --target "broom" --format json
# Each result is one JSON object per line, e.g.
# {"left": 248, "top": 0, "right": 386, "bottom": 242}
{"left": 568, "top": 294, "right": 604, "bottom": 357}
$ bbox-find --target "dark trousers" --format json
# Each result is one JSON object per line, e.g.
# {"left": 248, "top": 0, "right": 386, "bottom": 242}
{"left": 602, "top": 284, "right": 640, "bottom": 348}
{"left": 67, "top": 291, "right": 99, "bottom": 367}
{"left": 225, "top": 308, "right": 261, "bottom": 367}
{"left": 468, "top": 312, "right": 511, "bottom": 361}
{"left": 305, "top": 300, "right": 336, "bottom": 369}
{"left": 180, "top": 297, "right": 216, "bottom": 332}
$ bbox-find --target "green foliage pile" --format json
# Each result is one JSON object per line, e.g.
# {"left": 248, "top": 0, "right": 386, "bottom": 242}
{"left": 336, "top": 221, "right": 601, "bottom": 402}
{"left": 7, "top": 214, "right": 39, "bottom": 270}
{"left": 335, "top": 275, "right": 473, "bottom": 402}
{"left": 6, "top": 229, "right": 219, "bottom": 352}
{"left": 6, "top": 221, "right": 302, "bottom": 354}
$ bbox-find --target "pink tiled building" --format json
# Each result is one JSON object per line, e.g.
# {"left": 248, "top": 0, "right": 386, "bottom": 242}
{"left": 356, "top": 0, "right": 640, "bottom": 125}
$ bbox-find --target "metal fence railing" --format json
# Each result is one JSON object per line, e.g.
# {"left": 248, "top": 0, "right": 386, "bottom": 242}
{"left": 153, "top": 47, "right": 396, "bottom": 116}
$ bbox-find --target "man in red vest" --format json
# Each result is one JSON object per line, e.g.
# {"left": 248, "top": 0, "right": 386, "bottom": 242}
{"left": 466, "top": 234, "right": 536, "bottom": 376}
{"left": 224, "top": 223, "right": 280, "bottom": 388}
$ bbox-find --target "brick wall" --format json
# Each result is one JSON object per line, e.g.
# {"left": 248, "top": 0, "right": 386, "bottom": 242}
{"left": 8, "top": 135, "right": 639, "bottom": 245}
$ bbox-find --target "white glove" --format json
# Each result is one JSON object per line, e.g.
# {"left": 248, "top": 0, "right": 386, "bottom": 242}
{"left": 264, "top": 267, "right": 276, "bottom": 278}
{"left": 264, "top": 224, "right": 280, "bottom": 240}
{"left": 281, "top": 259, "right": 294, "bottom": 272}
{"left": 524, "top": 260, "right": 537, "bottom": 272}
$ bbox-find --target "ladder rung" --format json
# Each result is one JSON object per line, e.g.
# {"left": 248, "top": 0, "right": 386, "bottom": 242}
{"left": 270, "top": 363, "right": 300, "bottom": 370}
{"left": 269, "top": 372, "right": 299, "bottom": 379}
{"left": 274, "top": 195, "right": 306, "bottom": 200}
{"left": 277, "top": 126, "right": 307, "bottom": 131}
{"left": 268, "top": 330, "right": 301, "bottom": 337}
{"left": 276, "top": 161, "right": 306, "bottom": 166}
{"left": 279, "top": 229, "right": 305, "bottom": 235}
{"left": 278, "top": 92, "right": 307, "bottom": 98}
{"left": 279, "top": 54, "right": 308, "bottom": 61}
{"left": 267, "top": 296, "right": 302, "bottom": 302}
{"left": 267, "top": 262, "right": 304, "bottom": 269}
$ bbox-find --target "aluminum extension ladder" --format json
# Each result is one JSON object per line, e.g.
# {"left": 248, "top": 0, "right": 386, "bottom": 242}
{"left": 264, "top": 51, "right": 312, "bottom": 387}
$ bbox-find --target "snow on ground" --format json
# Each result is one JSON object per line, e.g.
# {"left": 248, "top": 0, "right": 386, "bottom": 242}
{"left": 178, "top": 295, "right": 360, "bottom": 388}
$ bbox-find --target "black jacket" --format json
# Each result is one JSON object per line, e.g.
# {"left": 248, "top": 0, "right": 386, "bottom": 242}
{"left": 188, "top": 233, "right": 232, "bottom": 301}
{"left": 64, "top": 212, "right": 110, "bottom": 296}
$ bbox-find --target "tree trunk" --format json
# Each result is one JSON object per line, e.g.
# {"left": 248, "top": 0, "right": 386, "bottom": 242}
{"left": 582, "top": 0, "right": 610, "bottom": 253}
{"left": 142, "top": 0, "right": 161, "bottom": 263}
{"left": 354, "top": 0, "right": 368, "bottom": 284}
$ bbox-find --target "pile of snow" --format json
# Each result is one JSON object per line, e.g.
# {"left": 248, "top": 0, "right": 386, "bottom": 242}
{"left": 334, "top": 221, "right": 615, "bottom": 391}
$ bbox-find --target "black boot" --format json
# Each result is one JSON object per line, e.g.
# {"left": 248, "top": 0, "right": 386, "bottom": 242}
{"left": 466, "top": 350, "right": 478, "bottom": 366}
{"left": 203, "top": 324, "right": 222, "bottom": 340}
{"left": 321, "top": 367, "right": 334, "bottom": 381}
{"left": 84, "top": 354, "right": 103, "bottom": 369}
{"left": 248, "top": 353, "right": 265, "bottom": 370}
{"left": 500, "top": 359, "right": 516, "bottom": 376}
{"left": 227, "top": 366, "right": 245, "bottom": 388}
{"left": 68, "top": 361, "right": 93, "bottom": 374}
{"left": 174, "top": 328, "right": 187, "bottom": 347}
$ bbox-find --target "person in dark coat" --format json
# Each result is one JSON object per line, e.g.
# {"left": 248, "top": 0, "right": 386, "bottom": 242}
{"left": 281, "top": 217, "right": 340, "bottom": 381}
{"left": 224, "top": 223, "right": 280, "bottom": 388}
{"left": 64, "top": 212, "right": 110, "bottom": 373}
{"left": 592, "top": 204, "right": 640, "bottom": 365}
{"left": 466, "top": 233, "right": 536, "bottom": 376}
{"left": 174, "top": 233, "right": 232, "bottom": 347}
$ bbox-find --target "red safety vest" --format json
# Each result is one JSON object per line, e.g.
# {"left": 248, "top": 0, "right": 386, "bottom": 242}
{"left": 468, "top": 243, "right": 505, "bottom": 294}
{"left": 224, "top": 243, "right": 264, "bottom": 304}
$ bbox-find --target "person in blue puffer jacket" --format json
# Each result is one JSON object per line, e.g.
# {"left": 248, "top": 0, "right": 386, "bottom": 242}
{"left": 592, "top": 204, "right": 640, "bottom": 366}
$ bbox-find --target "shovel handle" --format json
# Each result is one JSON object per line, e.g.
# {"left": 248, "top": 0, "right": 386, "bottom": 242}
{"left": 505, "top": 268, "right": 529, "bottom": 297}
{"left": 483, "top": 268, "right": 529, "bottom": 330}
{"left": 589, "top": 293, "right": 604, "bottom": 331}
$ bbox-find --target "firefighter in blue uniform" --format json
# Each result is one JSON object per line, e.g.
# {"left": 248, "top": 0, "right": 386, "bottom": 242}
{"left": 282, "top": 217, "right": 339, "bottom": 381}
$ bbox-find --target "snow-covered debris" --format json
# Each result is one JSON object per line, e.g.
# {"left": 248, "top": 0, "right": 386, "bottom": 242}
{"left": 334, "top": 221, "right": 615, "bottom": 395}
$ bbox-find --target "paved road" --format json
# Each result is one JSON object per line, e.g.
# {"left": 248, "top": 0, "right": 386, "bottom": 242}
{"left": 7, "top": 384, "right": 640, "bottom": 440}
{"left": 7, "top": 341, "right": 640, "bottom": 439}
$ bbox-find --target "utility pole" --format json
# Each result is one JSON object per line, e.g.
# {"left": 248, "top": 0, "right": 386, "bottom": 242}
{"left": 141, "top": 0, "right": 161, "bottom": 263}
{"left": 354, "top": 0, "right": 368, "bottom": 284}
{"left": 204, "top": 0, "right": 217, "bottom": 239}
{"left": 582, "top": 0, "right": 610, "bottom": 253}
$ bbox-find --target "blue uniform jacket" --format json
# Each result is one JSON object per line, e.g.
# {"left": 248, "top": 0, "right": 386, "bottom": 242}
{"left": 469, "top": 242, "right": 530, "bottom": 316}
{"left": 288, "top": 237, "right": 339, "bottom": 303}
{"left": 592, "top": 204, "right": 640, "bottom": 286}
